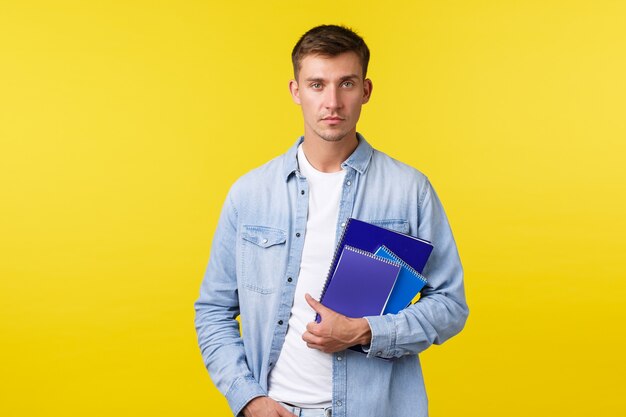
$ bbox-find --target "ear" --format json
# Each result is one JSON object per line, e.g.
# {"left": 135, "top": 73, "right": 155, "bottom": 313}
{"left": 362, "top": 78, "right": 373, "bottom": 104}
{"left": 289, "top": 79, "right": 301, "bottom": 105}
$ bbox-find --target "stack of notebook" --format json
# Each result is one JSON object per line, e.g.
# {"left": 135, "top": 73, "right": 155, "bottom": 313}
{"left": 316, "top": 218, "right": 433, "bottom": 323}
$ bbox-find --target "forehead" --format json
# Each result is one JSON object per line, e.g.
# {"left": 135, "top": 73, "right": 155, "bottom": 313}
{"left": 298, "top": 51, "right": 363, "bottom": 81}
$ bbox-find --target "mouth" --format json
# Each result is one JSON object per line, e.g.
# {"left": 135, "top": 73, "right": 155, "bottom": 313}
{"left": 321, "top": 116, "right": 345, "bottom": 125}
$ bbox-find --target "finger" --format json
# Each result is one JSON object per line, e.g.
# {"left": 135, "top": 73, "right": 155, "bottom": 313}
{"left": 302, "top": 331, "right": 323, "bottom": 345}
{"left": 276, "top": 403, "right": 298, "bottom": 417}
{"left": 305, "top": 321, "right": 320, "bottom": 334}
{"left": 307, "top": 342, "right": 337, "bottom": 354}
{"left": 306, "top": 341, "right": 325, "bottom": 351}
{"left": 305, "top": 293, "right": 326, "bottom": 314}
{"left": 280, "top": 407, "right": 298, "bottom": 417}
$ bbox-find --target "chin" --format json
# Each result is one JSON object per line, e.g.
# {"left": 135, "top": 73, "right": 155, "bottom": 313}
{"left": 320, "top": 135, "right": 346, "bottom": 142}
{"left": 317, "top": 129, "right": 350, "bottom": 143}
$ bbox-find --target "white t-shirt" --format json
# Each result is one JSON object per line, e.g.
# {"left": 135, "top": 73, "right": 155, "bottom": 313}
{"left": 267, "top": 144, "right": 346, "bottom": 408}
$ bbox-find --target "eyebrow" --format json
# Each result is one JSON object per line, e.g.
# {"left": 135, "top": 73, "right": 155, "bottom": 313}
{"left": 304, "top": 74, "right": 360, "bottom": 83}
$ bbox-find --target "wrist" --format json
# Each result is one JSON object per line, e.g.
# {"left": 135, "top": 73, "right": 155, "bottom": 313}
{"left": 242, "top": 396, "right": 265, "bottom": 417}
{"left": 353, "top": 318, "right": 372, "bottom": 345}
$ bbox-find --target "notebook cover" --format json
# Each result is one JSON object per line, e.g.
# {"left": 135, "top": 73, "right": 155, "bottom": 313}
{"left": 338, "top": 218, "right": 433, "bottom": 274}
{"left": 318, "top": 245, "right": 401, "bottom": 322}
{"left": 375, "top": 246, "right": 428, "bottom": 314}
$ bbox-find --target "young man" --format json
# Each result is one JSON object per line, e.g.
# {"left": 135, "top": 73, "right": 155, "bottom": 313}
{"left": 195, "top": 25, "right": 468, "bottom": 417}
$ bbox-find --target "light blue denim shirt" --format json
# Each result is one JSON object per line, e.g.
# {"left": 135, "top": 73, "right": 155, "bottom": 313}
{"left": 195, "top": 134, "right": 469, "bottom": 417}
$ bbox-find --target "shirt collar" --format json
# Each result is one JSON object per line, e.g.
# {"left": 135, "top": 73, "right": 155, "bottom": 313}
{"left": 282, "top": 132, "right": 374, "bottom": 181}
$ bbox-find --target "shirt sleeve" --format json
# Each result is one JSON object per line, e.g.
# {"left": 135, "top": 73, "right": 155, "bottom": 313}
{"left": 194, "top": 190, "right": 266, "bottom": 415}
{"left": 364, "top": 178, "right": 469, "bottom": 359}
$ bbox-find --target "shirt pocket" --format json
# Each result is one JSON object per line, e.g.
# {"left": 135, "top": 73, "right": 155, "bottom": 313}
{"left": 366, "top": 218, "right": 410, "bottom": 234}
{"left": 240, "top": 225, "right": 287, "bottom": 294}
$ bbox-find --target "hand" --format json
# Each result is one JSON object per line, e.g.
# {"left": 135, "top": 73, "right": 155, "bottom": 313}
{"left": 242, "top": 396, "right": 297, "bottom": 417}
{"left": 302, "top": 293, "right": 372, "bottom": 353}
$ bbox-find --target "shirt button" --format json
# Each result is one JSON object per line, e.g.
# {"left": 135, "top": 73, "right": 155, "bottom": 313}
{"left": 336, "top": 400, "right": 342, "bottom": 407}
{"left": 340, "top": 222, "right": 346, "bottom": 228}
{"left": 296, "top": 232, "right": 301, "bottom": 237}
{"left": 287, "top": 277, "right": 293, "bottom": 283}
{"left": 262, "top": 238, "right": 268, "bottom": 244}
{"left": 376, "top": 351, "right": 383, "bottom": 356}
{"left": 346, "top": 180, "right": 351, "bottom": 186}
{"left": 278, "top": 320, "right": 283, "bottom": 325}
{"left": 301, "top": 190, "right": 305, "bottom": 195}
{"left": 336, "top": 356, "right": 343, "bottom": 361}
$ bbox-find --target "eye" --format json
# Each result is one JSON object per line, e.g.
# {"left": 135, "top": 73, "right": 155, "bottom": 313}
{"left": 310, "top": 82, "right": 322, "bottom": 89}
{"left": 341, "top": 81, "right": 354, "bottom": 88}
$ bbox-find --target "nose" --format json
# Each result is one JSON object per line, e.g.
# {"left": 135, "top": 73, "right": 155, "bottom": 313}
{"left": 324, "top": 85, "right": 342, "bottom": 110}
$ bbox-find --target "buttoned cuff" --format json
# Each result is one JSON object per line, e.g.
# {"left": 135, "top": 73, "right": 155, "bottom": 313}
{"left": 363, "top": 314, "right": 397, "bottom": 359}
{"left": 226, "top": 376, "right": 267, "bottom": 416}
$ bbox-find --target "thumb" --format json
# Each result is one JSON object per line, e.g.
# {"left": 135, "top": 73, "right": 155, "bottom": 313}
{"left": 305, "top": 293, "right": 327, "bottom": 315}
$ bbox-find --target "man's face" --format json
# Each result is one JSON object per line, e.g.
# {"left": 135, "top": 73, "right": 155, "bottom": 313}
{"left": 289, "top": 52, "right": 372, "bottom": 143}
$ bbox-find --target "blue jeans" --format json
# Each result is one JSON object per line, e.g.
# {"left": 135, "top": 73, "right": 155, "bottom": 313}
{"left": 279, "top": 402, "right": 332, "bottom": 417}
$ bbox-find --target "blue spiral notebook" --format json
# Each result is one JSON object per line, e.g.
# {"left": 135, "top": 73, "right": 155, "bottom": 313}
{"left": 374, "top": 246, "right": 428, "bottom": 314}
{"left": 317, "top": 245, "right": 401, "bottom": 322}
{"left": 333, "top": 218, "right": 433, "bottom": 275}
{"left": 315, "top": 218, "right": 433, "bottom": 323}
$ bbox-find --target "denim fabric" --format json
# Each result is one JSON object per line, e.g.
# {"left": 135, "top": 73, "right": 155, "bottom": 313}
{"left": 195, "top": 134, "right": 469, "bottom": 417}
{"left": 279, "top": 402, "right": 332, "bottom": 417}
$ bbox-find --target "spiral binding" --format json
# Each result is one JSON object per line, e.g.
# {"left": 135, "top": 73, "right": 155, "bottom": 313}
{"left": 377, "top": 245, "right": 428, "bottom": 284}
{"left": 343, "top": 245, "right": 402, "bottom": 267}
{"left": 319, "top": 218, "right": 354, "bottom": 302}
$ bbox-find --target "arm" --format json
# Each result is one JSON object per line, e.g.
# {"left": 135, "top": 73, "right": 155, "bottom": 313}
{"left": 364, "top": 179, "right": 469, "bottom": 359}
{"left": 302, "top": 180, "right": 468, "bottom": 358}
{"left": 194, "top": 191, "right": 266, "bottom": 415}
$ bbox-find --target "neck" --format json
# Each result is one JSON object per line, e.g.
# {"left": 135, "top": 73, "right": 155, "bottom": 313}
{"left": 301, "top": 133, "right": 358, "bottom": 173}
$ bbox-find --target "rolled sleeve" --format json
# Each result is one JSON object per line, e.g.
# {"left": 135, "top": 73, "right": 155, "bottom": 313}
{"left": 364, "top": 314, "right": 397, "bottom": 358}
{"left": 227, "top": 377, "right": 267, "bottom": 417}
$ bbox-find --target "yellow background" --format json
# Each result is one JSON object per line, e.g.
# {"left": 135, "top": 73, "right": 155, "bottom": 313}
{"left": 1, "top": 0, "right": 625, "bottom": 415}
